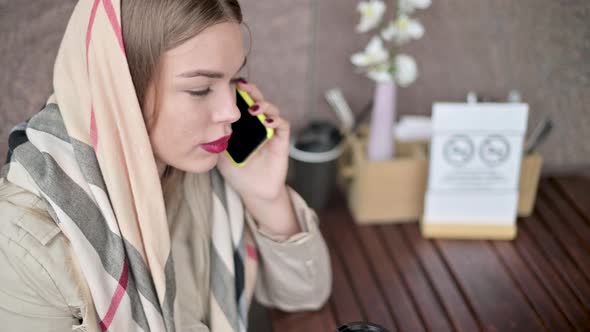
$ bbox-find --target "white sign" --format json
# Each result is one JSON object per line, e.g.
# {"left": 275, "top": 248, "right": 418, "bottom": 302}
{"left": 423, "top": 103, "right": 528, "bottom": 229}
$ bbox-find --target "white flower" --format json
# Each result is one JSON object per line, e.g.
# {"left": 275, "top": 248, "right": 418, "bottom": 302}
{"left": 367, "top": 64, "right": 394, "bottom": 82}
{"left": 356, "top": 0, "right": 386, "bottom": 33}
{"left": 381, "top": 15, "right": 424, "bottom": 44}
{"left": 351, "top": 36, "right": 389, "bottom": 67}
{"left": 394, "top": 54, "right": 418, "bottom": 87}
{"left": 399, "top": 0, "right": 432, "bottom": 15}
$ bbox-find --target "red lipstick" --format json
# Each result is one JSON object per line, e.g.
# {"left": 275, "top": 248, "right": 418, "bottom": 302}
{"left": 201, "top": 134, "right": 232, "bottom": 154}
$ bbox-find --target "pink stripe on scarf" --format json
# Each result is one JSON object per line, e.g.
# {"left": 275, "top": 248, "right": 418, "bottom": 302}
{"left": 86, "top": 0, "right": 100, "bottom": 149}
{"left": 86, "top": 0, "right": 100, "bottom": 71}
{"left": 90, "top": 106, "right": 98, "bottom": 148}
{"left": 99, "top": 258, "right": 130, "bottom": 332}
{"left": 86, "top": 0, "right": 126, "bottom": 150}
{"left": 246, "top": 243, "right": 258, "bottom": 261}
{"left": 102, "top": 0, "right": 126, "bottom": 54}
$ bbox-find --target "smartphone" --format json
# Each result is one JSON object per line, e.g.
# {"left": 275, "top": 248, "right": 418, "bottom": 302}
{"left": 225, "top": 88, "right": 274, "bottom": 166}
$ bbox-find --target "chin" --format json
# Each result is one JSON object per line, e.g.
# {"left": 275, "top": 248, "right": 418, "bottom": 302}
{"left": 179, "top": 154, "right": 220, "bottom": 174}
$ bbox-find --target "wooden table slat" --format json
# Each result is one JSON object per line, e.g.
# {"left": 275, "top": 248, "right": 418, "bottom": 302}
{"left": 492, "top": 241, "right": 574, "bottom": 331}
{"left": 436, "top": 240, "right": 546, "bottom": 331}
{"left": 323, "top": 213, "right": 398, "bottom": 331}
{"left": 319, "top": 217, "right": 364, "bottom": 326}
{"left": 380, "top": 225, "right": 454, "bottom": 331}
{"left": 356, "top": 225, "right": 425, "bottom": 332}
{"left": 540, "top": 181, "right": 590, "bottom": 251}
{"left": 319, "top": 302, "right": 338, "bottom": 331}
{"left": 401, "top": 224, "right": 482, "bottom": 332}
{"left": 553, "top": 176, "right": 590, "bottom": 223}
{"left": 520, "top": 215, "right": 590, "bottom": 309}
{"left": 534, "top": 192, "right": 590, "bottom": 282}
{"left": 514, "top": 225, "right": 590, "bottom": 328}
{"left": 270, "top": 308, "right": 333, "bottom": 332}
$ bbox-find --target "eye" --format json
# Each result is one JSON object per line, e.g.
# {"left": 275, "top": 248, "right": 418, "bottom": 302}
{"left": 230, "top": 78, "right": 241, "bottom": 87}
{"left": 187, "top": 88, "right": 211, "bottom": 97}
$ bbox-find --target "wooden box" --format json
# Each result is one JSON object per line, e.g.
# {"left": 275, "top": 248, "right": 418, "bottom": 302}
{"left": 338, "top": 134, "right": 543, "bottom": 225}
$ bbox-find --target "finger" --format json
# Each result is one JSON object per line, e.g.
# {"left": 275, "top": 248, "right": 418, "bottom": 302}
{"left": 249, "top": 101, "right": 280, "bottom": 117}
{"left": 237, "top": 79, "right": 265, "bottom": 102}
{"left": 263, "top": 115, "right": 290, "bottom": 140}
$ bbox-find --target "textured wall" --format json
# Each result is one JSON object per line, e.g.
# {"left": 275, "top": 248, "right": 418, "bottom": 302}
{"left": 239, "top": 0, "right": 313, "bottom": 130}
{"left": 0, "top": 0, "right": 77, "bottom": 161}
{"left": 1, "top": 0, "right": 589, "bottom": 170}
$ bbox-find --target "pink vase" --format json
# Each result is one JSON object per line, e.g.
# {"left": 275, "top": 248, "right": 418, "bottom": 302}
{"left": 367, "top": 80, "right": 397, "bottom": 161}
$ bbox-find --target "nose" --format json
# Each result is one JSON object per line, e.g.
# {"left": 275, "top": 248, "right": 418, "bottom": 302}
{"left": 213, "top": 91, "right": 241, "bottom": 124}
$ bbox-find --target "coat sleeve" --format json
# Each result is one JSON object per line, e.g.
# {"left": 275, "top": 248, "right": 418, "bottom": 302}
{"left": 0, "top": 194, "right": 86, "bottom": 331}
{"left": 246, "top": 187, "right": 332, "bottom": 312}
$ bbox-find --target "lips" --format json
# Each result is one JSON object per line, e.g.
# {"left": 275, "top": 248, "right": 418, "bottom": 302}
{"left": 201, "top": 134, "right": 232, "bottom": 154}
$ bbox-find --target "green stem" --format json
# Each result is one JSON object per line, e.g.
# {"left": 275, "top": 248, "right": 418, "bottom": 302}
{"left": 386, "top": 0, "right": 400, "bottom": 72}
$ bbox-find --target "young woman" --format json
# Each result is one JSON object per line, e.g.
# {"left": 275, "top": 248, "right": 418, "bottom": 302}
{"left": 0, "top": 0, "right": 331, "bottom": 331}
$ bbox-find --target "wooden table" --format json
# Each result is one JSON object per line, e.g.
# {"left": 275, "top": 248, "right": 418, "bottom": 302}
{"left": 270, "top": 176, "right": 590, "bottom": 331}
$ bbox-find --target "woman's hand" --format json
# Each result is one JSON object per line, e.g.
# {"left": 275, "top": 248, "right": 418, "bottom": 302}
{"left": 217, "top": 80, "right": 299, "bottom": 238}
{"left": 217, "top": 80, "right": 289, "bottom": 201}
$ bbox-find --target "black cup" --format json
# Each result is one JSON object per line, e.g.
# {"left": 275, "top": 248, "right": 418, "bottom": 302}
{"left": 336, "top": 322, "right": 390, "bottom": 332}
{"left": 288, "top": 121, "right": 343, "bottom": 210}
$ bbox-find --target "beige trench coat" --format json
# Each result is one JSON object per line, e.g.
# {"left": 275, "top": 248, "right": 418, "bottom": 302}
{"left": 0, "top": 173, "right": 332, "bottom": 331}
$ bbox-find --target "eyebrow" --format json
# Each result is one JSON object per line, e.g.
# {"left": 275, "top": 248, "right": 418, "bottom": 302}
{"left": 178, "top": 56, "right": 247, "bottom": 79}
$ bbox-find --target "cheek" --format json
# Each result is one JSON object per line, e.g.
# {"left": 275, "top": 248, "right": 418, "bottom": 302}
{"left": 152, "top": 97, "right": 212, "bottom": 149}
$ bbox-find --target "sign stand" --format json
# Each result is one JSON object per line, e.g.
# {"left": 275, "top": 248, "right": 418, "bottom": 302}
{"left": 422, "top": 102, "right": 529, "bottom": 240}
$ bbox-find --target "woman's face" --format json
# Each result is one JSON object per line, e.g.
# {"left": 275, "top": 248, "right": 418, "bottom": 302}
{"left": 145, "top": 22, "right": 245, "bottom": 176}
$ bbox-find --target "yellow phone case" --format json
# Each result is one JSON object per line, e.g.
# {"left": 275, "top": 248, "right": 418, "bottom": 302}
{"left": 225, "top": 88, "right": 274, "bottom": 167}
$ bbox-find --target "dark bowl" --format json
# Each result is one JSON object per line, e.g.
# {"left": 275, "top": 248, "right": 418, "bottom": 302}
{"left": 336, "top": 322, "right": 389, "bottom": 332}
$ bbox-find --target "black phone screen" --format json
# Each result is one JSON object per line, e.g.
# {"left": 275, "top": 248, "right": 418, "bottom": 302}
{"left": 226, "top": 89, "right": 268, "bottom": 164}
